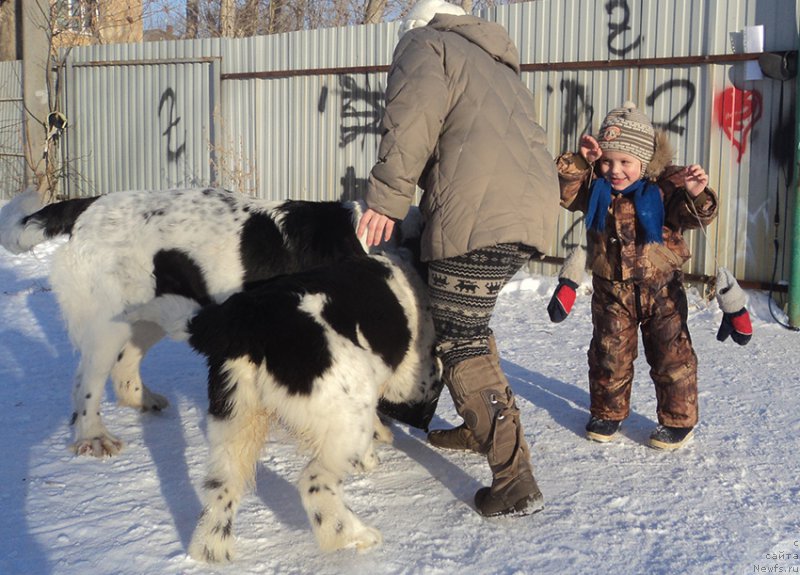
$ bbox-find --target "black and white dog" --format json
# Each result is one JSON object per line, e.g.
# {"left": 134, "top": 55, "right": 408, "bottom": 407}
{"left": 130, "top": 252, "right": 440, "bottom": 560}
{"left": 0, "top": 187, "right": 371, "bottom": 457}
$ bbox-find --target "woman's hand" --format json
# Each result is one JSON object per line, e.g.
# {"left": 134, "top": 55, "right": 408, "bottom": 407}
{"left": 357, "top": 208, "right": 396, "bottom": 247}
{"left": 579, "top": 134, "right": 603, "bottom": 163}
{"left": 683, "top": 164, "right": 709, "bottom": 197}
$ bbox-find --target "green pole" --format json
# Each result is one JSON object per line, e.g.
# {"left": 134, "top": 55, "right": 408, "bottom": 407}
{"left": 790, "top": 30, "right": 800, "bottom": 327}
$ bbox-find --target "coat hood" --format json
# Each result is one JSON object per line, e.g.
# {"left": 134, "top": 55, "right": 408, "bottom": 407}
{"left": 427, "top": 14, "right": 522, "bottom": 74}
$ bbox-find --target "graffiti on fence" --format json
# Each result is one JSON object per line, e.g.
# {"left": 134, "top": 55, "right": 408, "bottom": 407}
{"left": 555, "top": 77, "right": 698, "bottom": 143}
{"left": 318, "top": 75, "right": 385, "bottom": 199}
{"left": 714, "top": 86, "right": 763, "bottom": 163}
{"left": 158, "top": 88, "right": 186, "bottom": 163}
{"left": 318, "top": 75, "right": 385, "bottom": 149}
{"left": 606, "top": 0, "right": 643, "bottom": 56}
{"left": 340, "top": 75, "right": 383, "bottom": 148}
{"left": 559, "top": 78, "right": 595, "bottom": 148}
{"left": 646, "top": 79, "right": 696, "bottom": 135}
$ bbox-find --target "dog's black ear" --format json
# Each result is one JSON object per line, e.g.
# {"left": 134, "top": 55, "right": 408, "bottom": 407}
{"left": 758, "top": 50, "right": 798, "bottom": 81}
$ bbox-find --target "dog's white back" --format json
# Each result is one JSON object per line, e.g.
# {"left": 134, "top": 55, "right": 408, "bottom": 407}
{"left": 0, "top": 187, "right": 368, "bottom": 456}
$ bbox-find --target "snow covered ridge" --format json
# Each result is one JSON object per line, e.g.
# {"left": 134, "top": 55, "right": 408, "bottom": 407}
{"left": 1, "top": 214, "right": 799, "bottom": 574}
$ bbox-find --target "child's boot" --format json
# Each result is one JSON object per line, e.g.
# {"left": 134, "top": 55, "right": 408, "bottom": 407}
{"left": 649, "top": 425, "right": 694, "bottom": 450}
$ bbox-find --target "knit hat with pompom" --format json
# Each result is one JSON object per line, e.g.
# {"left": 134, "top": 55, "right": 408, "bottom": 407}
{"left": 597, "top": 101, "right": 656, "bottom": 174}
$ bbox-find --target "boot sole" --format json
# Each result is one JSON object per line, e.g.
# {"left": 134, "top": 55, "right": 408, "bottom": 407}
{"left": 506, "top": 494, "right": 545, "bottom": 517}
{"left": 648, "top": 430, "right": 694, "bottom": 450}
{"left": 476, "top": 489, "right": 545, "bottom": 518}
{"left": 585, "top": 430, "right": 618, "bottom": 443}
{"left": 427, "top": 432, "right": 484, "bottom": 454}
{"left": 427, "top": 441, "right": 484, "bottom": 454}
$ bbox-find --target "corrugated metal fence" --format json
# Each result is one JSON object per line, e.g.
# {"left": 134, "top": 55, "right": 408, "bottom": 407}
{"left": 0, "top": 60, "right": 24, "bottom": 200}
{"left": 4, "top": 0, "right": 800, "bottom": 287}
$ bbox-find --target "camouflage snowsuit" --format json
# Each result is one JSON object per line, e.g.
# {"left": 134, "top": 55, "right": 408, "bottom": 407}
{"left": 557, "top": 153, "right": 719, "bottom": 427}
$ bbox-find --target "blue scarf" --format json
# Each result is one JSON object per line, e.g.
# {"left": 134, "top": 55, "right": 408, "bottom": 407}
{"left": 585, "top": 178, "right": 664, "bottom": 244}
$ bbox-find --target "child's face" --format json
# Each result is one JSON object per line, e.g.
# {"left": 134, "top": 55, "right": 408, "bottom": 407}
{"left": 598, "top": 150, "right": 643, "bottom": 191}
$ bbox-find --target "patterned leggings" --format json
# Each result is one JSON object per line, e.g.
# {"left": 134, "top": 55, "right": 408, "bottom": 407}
{"left": 428, "top": 243, "right": 534, "bottom": 368}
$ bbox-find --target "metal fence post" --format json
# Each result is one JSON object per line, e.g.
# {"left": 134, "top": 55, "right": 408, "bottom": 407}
{"left": 789, "top": 31, "right": 800, "bottom": 327}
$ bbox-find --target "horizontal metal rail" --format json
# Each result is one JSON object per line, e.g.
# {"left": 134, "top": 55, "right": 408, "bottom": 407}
{"left": 220, "top": 52, "right": 762, "bottom": 81}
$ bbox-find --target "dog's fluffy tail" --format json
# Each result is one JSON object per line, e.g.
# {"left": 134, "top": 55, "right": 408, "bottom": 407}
{"left": 0, "top": 187, "right": 47, "bottom": 254}
{"left": 126, "top": 295, "right": 201, "bottom": 342}
{"left": 0, "top": 188, "right": 100, "bottom": 254}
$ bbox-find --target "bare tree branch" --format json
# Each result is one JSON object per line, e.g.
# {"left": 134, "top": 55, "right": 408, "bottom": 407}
{"left": 364, "top": 0, "right": 387, "bottom": 24}
{"left": 186, "top": 0, "right": 199, "bottom": 37}
{"left": 219, "top": 0, "right": 234, "bottom": 36}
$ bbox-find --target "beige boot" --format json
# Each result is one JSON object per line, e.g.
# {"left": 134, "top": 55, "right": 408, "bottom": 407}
{"left": 474, "top": 385, "right": 543, "bottom": 516}
{"left": 442, "top": 352, "right": 544, "bottom": 517}
{"left": 426, "top": 335, "right": 496, "bottom": 454}
{"left": 428, "top": 423, "right": 485, "bottom": 453}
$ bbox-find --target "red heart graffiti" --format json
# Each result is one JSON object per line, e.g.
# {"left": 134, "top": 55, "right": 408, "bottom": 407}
{"left": 714, "top": 87, "right": 763, "bottom": 163}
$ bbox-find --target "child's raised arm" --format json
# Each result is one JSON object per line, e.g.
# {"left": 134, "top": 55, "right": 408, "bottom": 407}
{"left": 579, "top": 134, "right": 603, "bottom": 163}
{"left": 683, "top": 164, "right": 709, "bottom": 197}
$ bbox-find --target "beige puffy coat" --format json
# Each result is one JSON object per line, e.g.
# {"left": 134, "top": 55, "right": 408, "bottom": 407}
{"left": 366, "top": 14, "right": 559, "bottom": 261}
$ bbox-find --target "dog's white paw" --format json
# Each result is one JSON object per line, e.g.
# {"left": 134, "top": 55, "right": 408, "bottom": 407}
{"left": 349, "top": 523, "right": 383, "bottom": 553}
{"left": 315, "top": 513, "right": 382, "bottom": 553}
{"left": 359, "top": 445, "right": 380, "bottom": 473}
{"left": 373, "top": 416, "right": 394, "bottom": 444}
{"left": 138, "top": 388, "right": 169, "bottom": 412}
{"left": 115, "top": 381, "right": 169, "bottom": 412}
{"left": 189, "top": 522, "right": 236, "bottom": 563}
{"left": 72, "top": 434, "right": 123, "bottom": 457}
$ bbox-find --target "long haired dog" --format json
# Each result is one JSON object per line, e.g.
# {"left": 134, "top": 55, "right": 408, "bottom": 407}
{"left": 0, "top": 188, "right": 367, "bottom": 457}
{"left": 129, "top": 252, "right": 440, "bottom": 560}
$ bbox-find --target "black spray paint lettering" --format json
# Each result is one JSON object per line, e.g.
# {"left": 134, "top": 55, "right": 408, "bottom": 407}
{"left": 554, "top": 78, "right": 697, "bottom": 140}
{"left": 646, "top": 79, "right": 696, "bottom": 135}
{"left": 317, "top": 75, "right": 384, "bottom": 199}
{"left": 158, "top": 88, "right": 186, "bottom": 162}
{"left": 559, "top": 216, "right": 586, "bottom": 252}
{"left": 337, "top": 75, "right": 384, "bottom": 148}
{"left": 606, "top": 0, "right": 643, "bottom": 56}
{"left": 559, "top": 78, "right": 595, "bottom": 147}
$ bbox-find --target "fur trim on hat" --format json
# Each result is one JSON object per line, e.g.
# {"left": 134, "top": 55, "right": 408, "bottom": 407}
{"left": 398, "top": 0, "right": 466, "bottom": 38}
{"left": 644, "top": 130, "right": 674, "bottom": 179}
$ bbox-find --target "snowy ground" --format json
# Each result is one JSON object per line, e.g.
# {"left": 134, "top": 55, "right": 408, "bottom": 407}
{"left": 1, "top": 236, "right": 799, "bottom": 575}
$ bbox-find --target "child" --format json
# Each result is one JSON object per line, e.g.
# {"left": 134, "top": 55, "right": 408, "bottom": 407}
{"left": 555, "top": 101, "right": 718, "bottom": 450}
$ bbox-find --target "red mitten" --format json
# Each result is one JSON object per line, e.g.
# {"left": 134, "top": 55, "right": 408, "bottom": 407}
{"left": 547, "top": 245, "right": 586, "bottom": 323}
{"left": 716, "top": 308, "right": 753, "bottom": 345}
{"left": 715, "top": 268, "right": 752, "bottom": 346}
{"left": 548, "top": 278, "right": 579, "bottom": 323}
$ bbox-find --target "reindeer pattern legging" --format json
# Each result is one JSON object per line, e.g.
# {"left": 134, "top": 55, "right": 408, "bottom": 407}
{"left": 428, "top": 243, "right": 536, "bottom": 368}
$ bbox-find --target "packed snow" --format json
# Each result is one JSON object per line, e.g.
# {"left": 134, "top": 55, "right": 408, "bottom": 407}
{"left": 1, "top": 232, "right": 799, "bottom": 575}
